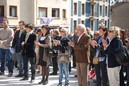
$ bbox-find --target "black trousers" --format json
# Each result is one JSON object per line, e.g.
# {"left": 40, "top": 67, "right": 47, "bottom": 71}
{"left": 94, "top": 61, "right": 108, "bottom": 86}
{"left": 23, "top": 56, "right": 35, "bottom": 78}
{"left": 52, "top": 55, "right": 58, "bottom": 73}
{"left": 120, "top": 66, "right": 127, "bottom": 86}
{"left": 72, "top": 54, "right": 76, "bottom": 68}
{"left": 71, "top": 49, "right": 76, "bottom": 68}
{"left": 69, "top": 62, "right": 71, "bottom": 72}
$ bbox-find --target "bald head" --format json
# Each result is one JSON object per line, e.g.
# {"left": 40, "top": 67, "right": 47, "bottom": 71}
{"left": 78, "top": 24, "right": 86, "bottom": 32}
{"left": 76, "top": 24, "right": 86, "bottom": 36}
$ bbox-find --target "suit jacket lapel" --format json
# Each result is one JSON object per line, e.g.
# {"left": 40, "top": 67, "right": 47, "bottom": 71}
{"left": 75, "top": 36, "right": 79, "bottom": 45}
{"left": 25, "top": 34, "right": 31, "bottom": 43}
{"left": 17, "top": 30, "right": 20, "bottom": 38}
{"left": 20, "top": 30, "right": 25, "bottom": 39}
{"left": 77, "top": 34, "right": 85, "bottom": 44}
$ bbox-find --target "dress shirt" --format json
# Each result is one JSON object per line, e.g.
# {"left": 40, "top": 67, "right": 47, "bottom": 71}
{"left": 77, "top": 33, "right": 84, "bottom": 43}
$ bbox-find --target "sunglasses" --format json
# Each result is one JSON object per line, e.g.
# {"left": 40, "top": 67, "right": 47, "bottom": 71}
{"left": 60, "top": 31, "right": 65, "bottom": 32}
{"left": 109, "top": 30, "right": 113, "bottom": 33}
{"left": 125, "top": 41, "right": 128, "bottom": 43}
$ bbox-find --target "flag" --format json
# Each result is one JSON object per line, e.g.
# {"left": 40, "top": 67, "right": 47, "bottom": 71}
{"left": 40, "top": 17, "right": 53, "bottom": 24}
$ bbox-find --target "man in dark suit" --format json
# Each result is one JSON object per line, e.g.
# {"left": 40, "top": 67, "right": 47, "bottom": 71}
{"left": 69, "top": 24, "right": 90, "bottom": 86}
{"left": 20, "top": 24, "right": 36, "bottom": 82}
{"left": 12, "top": 21, "right": 26, "bottom": 77}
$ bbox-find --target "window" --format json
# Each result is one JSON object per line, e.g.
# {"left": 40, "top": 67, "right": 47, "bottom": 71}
{"left": 10, "top": 6, "right": 17, "bottom": 17}
{"left": 105, "top": 6, "right": 108, "bottom": 16}
{"left": 105, "top": 21, "right": 107, "bottom": 26}
{"left": 0, "top": 6, "right": 4, "bottom": 17}
{"left": 63, "top": 9, "right": 66, "bottom": 18}
{"left": 82, "top": 20, "right": 84, "bottom": 24}
{"left": 90, "top": 20, "right": 94, "bottom": 31}
{"left": 74, "top": 20, "right": 77, "bottom": 29}
{"left": 39, "top": 7, "right": 47, "bottom": 17}
{"left": 91, "top": 4, "right": 94, "bottom": 16}
{"left": 82, "top": 4, "right": 85, "bottom": 15}
{"left": 100, "top": 6, "right": 102, "bottom": 16}
{"left": 52, "top": 8, "right": 60, "bottom": 17}
{"left": 74, "top": 3, "right": 77, "bottom": 15}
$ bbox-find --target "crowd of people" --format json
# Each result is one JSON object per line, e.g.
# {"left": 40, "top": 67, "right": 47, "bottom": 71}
{"left": 0, "top": 19, "right": 129, "bottom": 86}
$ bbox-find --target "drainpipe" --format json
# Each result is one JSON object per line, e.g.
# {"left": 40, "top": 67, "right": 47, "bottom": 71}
{"left": 108, "top": 0, "right": 111, "bottom": 30}
{"left": 36, "top": 0, "right": 37, "bottom": 26}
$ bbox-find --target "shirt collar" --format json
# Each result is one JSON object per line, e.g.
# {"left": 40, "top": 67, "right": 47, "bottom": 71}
{"left": 79, "top": 33, "right": 84, "bottom": 38}
{"left": 27, "top": 31, "right": 33, "bottom": 35}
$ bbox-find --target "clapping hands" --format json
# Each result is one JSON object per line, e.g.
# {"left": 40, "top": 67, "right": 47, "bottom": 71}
{"left": 102, "top": 39, "right": 108, "bottom": 50}
{"left": 53, "top": 40, "right": 60, "bottom": 46}
{"left": 90, "top": 40, "right": 98, "bottom": 48}
{"left": 68, "top": 41, "right": 75, "bottom": 47}
{"left": 34, "top": 41, "right": 40, "bottom": 46}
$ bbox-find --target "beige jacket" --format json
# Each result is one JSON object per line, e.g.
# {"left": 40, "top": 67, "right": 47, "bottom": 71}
{"left": 40, "top": 35, "right": 52, "bottom": 67}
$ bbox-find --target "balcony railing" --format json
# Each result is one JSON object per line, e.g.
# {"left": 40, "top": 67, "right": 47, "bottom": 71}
{"left": 89, "top": 16, "right": 94, "bottom": 21}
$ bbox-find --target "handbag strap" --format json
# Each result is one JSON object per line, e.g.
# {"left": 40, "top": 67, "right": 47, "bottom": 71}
{"left": 95, "top": 49, "right": 100, "bottom": 57}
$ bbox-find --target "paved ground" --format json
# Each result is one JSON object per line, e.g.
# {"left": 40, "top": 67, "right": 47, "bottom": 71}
{"left": 0, "top": 67, "right": 78, "bottom": 86}
{"left": 0, "top": 66, "right": 96, "bottom": 86}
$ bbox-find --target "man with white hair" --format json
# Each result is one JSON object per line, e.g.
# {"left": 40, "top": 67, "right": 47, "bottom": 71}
{"left": 69, "top": 24, "right": 90, "bottom": 86}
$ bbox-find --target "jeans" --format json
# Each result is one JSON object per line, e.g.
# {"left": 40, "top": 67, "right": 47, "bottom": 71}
{"left": 58, "top": 63, "right": 69, "bottom": 84}
{"left": 0, "top": 48, "right": 13, "bottom": 73}
{"left": 94, "top": 61, "right": 108, "bottom": 86}
{"left": 16, "top": 53, "right": 23, "bottom": 75}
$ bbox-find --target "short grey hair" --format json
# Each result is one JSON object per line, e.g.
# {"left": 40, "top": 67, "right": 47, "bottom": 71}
{"left": 77, "top": 24, "right": 86, "bottom": 32}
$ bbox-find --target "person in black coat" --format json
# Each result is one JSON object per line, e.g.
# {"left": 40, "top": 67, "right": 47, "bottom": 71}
{"left": 12, "top": 21, "right": 26, "bottom": 77}
{"left": 103, "top": 26, "right": 121, "bottom": 86}
{"left": 71, "top": 30, "right": 78, "bottom": 68}
{"left": 50, "top": 29, "right": 60, "bottom": 75}
{"left": 20, "top": 24, "right": 36, "bottom": 82}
